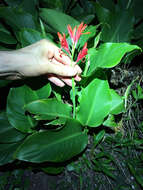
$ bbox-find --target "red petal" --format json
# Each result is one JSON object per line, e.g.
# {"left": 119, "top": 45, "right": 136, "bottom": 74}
{"left": 57, "top": 32, "right": 63, "bottom": 42}
{"left": 67, "top": 25, "right": 73, "bottom": 38}
{"left": 76, "top": 42, "right": 88, "bottom": 63}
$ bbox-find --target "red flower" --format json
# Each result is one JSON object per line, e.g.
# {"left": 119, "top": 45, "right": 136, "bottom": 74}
{"left": 76, "top": 42, "right": 88, "bottom": 63}
{"left": 57, "top": 32, "right": 71, "bottom": 55}
{"left": 67, "top": 22, "right": 89, "bottom": 47}
{"left": 67, "top": 25, "right": 77, "bottom": 45}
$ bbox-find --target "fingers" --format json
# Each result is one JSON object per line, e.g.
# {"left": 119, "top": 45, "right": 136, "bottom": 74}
{"left": 48, "top": 75, "right": 65, "bottom": 87}
{"left": 47, "top": 74, "right": 81, "bottom": 87}
{"left": 54, "top": 49, "right": 73, "bottom": 65}
{"left": 43, "top": 41, "right": 82, "bottom": 75}
{"left": 59, "top": 77, "right": 73, "bottom": 87}
{"left": 74, "top": 75, "right": 81, "bottom": 81}
{"left": 49, "top": 58, "right": 78, "bottom": 76}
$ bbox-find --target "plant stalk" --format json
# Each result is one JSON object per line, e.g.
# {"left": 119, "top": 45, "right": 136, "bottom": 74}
{"left": 71, "top": 45, "right": 76, "bottom": 119}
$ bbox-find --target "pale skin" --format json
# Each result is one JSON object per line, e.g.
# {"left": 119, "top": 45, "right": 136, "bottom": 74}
{"left": 0, "top": 39, "right": 82, "bottom": 87}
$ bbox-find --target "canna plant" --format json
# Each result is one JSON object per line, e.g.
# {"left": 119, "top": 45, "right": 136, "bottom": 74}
{"left": 57, "top": 22, "right": 88, "bottom": 119}
{"left": 0, "top": 5, "right": 142, "bottom": 175}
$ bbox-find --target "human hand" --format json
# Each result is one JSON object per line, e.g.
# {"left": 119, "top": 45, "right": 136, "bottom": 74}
{"left": 16, "top": 39, "right": 82, "bottom": 87}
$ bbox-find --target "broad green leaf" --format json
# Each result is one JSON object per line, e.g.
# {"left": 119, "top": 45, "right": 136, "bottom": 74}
{"left": 34, "top": 115, "right": 55, "bottom": 121}
{"left": 79, "top": 0, "right": 96, "bottom": 14}
{"left": 0, "top": 7, "right": 36, "bottom": 30}
{"left": 77, "top": 79, "right": 111, "bottom": 127}
{"left": 14, "top": 119, "right": 88, "bottom": 163}
{"left": 6, "top": 84, "right": 51, "bottom": 133}
{"left": 77, "top": 15, "right": 95, "bottom": 24}
{"left": 97, "top": 0, "right": 115, "bottom": 12}
{"left": 36, "top": 83, "right": 51, "bottom": 100}
{"left": 4, "top": 0, "right": 21, "bottom": 7}
{"left": 40, "top": 0, "right": 63, "bottom": 11}
{"left": 87, "top": 43, "right": 141, "bottom": 76}
{"left": 19, "top": 28, "right": 43, "bottom": 47}
{"left": 94, "top": 2, "right": 111, "bottom": 23}
{"left": 0, "top": 112, "right": 26, "bottom": 143}
{"left": 78, "top": 25, "right": 97, "bottom": 48}
{"left": 7, "top": 85, "right": 38, "bottom": 133}
{"left": 103, "top": 114, "right": 118, "bottom": 128}
{"left": 110, "top": 89, "right": 125, "bottom": 115}
{"left": 133, "top": 0, "right": 143, "bottom": 18}
{"left": 45, "top": 117, "right": 66, "bottom": 126}
{"left": 5, "top": 0, "right": 38, "bottom": 16}
{"left": 0, "top": 31, "right": 17, "bottom": 44}
{"left": 70, "top": 3, "right": 95, "bottom": 24}
{"left": 101, "top": 9, "right": 134, "bottom": 42}
{"left": 25, "top": 98, "right": 72, "bottom": 119}
{"left": 39, "top": 8, "right": 79, "bottom": 34}
{"left": 19, "top": 28, "right": 53, "bottom": 47}
{"left": 19, "top": 0, "right": 38, "bottom": 16}
{"left": 0, "top": 23, "right": 10, "bottom": 34}
{"left": 133, "top": 22, "right": 143, "bottom": 41}
{"left": 0, "top": 142, "right": 20, "bottom": 166}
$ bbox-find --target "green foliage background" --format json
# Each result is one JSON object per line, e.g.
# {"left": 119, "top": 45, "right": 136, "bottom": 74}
{"left": 0, "top": 0, "right": 143, "bottom": 189}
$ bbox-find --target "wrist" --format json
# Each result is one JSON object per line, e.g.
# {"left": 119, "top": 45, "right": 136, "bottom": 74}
{"left": 0, "top": 50, "right": 22, "bottom": 80}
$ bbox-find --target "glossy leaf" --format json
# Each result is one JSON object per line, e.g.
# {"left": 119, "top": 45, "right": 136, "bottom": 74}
{"left": 5, "top": 0, "right": 38, "bottom": 16}
{"left": 0, "top": 31, "right": 17, "bottom": 44}
{"left": 94, "top": 2, "right": 110, "bottom": 23}
{"left": 77, "top": 79, "right": 111, "bottom": 127}
{"left": 0, "top": 112, "right": 26, "bottom": 143}
{"left": 24, "top": 98, "right": 72, "bottom": 119}
{"left": 78, "top": 25, "right": 97, "bottom": 48}
{"left": 103, "top": 114, "right": 118, "bottom": 128}
{"left": 45, "top": 117, "right": 66, "bottom": 126}
{"left": 14, "top": 119, "right": 88, "bottom": 163}
{"left": 133, "top": 0, "right": 143, "bottom": 18}
{"left": 110, "top": 89, "right": 125, "bottom": 115}
{"left": 0, "top": 142, "right": 20, "bottom": 166}
{"left": 0, "top": 23, "right": 10, "bottom": 34}
{"left": 35, "top": 83, "right": 51, "bottom": 100}
{"left": 7, "top": 85, "right": 38, "bottom": 133}
{"left": 87, "top": 43, "right": 141, "bottom": 76}
{"left": 19, "top": 28, "right": 43, "bottom": 47}
{"left": 101, "top": 9, "right": 134, "bottom": 42}
{"left": 71, "top": 3, "right": 95, "bottom": 24}
{"left": 4, "top": 0, "right": 21, "bottom": 7}
{"left": 40, "top": 0, "right": 63, "bottom": 11}
{"left": 0, "top": 7, "right": 36, "bottom": 30}
{"left": 39, "top": 8, "right": 79, "bottom": 34}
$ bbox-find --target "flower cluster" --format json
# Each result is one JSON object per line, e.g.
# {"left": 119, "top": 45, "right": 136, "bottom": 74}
{"left": 57, "top": 22, "right": 89, "bottom": 63}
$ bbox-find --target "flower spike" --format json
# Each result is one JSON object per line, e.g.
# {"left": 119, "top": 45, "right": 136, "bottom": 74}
{"left": 67, "top": 22, "right": 90, "bottom": 48}
{"left": 76, "top": 42, "right": 88, "bottom": 63}
{"left": 67, "top": 25, "right": 76, "bottom": 44}
{"left": 57, "top": 32, "right": 71, "bottom": 55}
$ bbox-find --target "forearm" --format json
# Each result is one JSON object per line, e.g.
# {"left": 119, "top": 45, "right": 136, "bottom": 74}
{"left": 0, "top": 50, "right": 25, "bottom": 80}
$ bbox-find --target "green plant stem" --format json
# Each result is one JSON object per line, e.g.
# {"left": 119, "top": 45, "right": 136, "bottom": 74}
{"left": 71, "top": 45, "right": 76, "bottom": 119}
{"left": 83, "top": 56, "right": 90, "bottom": 76}
{"left": 72, "top": 77, "right": 76, "bottom": 119}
